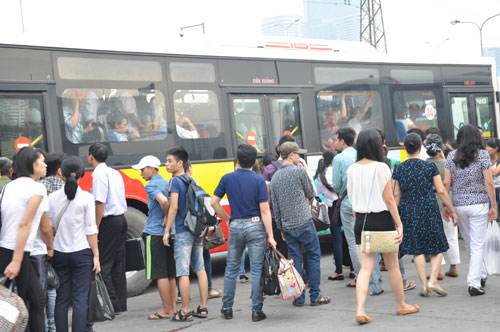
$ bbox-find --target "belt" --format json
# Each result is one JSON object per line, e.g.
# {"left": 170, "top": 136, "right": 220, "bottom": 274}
{"left": 230, "top": 216, "right": 261, "bottom": 223}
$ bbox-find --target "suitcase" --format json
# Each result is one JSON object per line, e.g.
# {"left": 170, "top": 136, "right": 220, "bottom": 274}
{"left": 125, "top": 238, "right": 146, "bottom": 272}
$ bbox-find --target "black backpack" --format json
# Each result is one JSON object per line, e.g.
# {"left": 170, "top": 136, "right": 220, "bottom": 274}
{"left": 178, "top": 176, "right": 217, "bottom": 237}
{"left": 260, "top": 246, "right": 281, "bottom": 296}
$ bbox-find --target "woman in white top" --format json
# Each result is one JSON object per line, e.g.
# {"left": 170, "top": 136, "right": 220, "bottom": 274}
{"left": 0, "top": 147, "right": 48, "bottom": 331}
{"left": 315, "top": 150, "right": 345, "bottom": 280}
{"left": 49, "top": 156, "right": 100, "bottom": 332}
{"left": 346, "top": 129, "right": 418, "bottom": 325}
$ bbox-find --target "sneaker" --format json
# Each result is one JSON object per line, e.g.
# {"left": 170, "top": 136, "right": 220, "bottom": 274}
{"left": 239, "top": 275, "right": 249, "bottom": 283}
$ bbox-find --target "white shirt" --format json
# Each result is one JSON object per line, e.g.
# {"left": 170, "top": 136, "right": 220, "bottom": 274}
{"left": 315, "top": 166, "right": 338, "bottom": 207}
{"left": 176, "top": 125, "right": 199, "bottom": 139}
{"left": 92, "top": 163, "right": 127, "bottom": 217}
{"left": 30, "top": 198, "right": 49, "bottom": 255}
{"left": 49, "top": 188, "right": 98, "bottom": 253}
{"left": 0, "top": 177, "right": 47, "bottom": 252}
{"left": 347, "top": 162, "right": 391, "bottom": 213}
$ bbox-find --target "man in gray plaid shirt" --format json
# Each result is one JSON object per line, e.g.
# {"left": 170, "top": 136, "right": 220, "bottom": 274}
{"left": 270, "top": 142, "right": 330, "bottom": 307}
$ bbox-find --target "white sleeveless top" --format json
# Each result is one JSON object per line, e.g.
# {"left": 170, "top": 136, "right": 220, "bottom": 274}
{"left": 347, "top": 162, "right": 391, "bottom": 213}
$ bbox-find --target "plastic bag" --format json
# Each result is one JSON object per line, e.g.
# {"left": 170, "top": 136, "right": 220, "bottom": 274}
{"left": 87, "top": 273, "right": 115, "bottom": 322}
{"left": 484, "top": 221, "right": 500, "bottom": 275}
{"left": 46, "top": 261, "right": 59, "bottom": 289}
{"left": 260, "top": 246, "right": 281, "bottom": 296}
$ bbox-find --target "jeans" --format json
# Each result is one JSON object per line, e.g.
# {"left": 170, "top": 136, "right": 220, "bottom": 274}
{"left": 340, "top": 204, "right": 362, "bottom": 274}
{"left": 455, "top": 204, "right": 489, "bottom": 288}
{"left": 328, "top": 207, "right": 343, "bottom": 274}
{"left": 203, "top": 249, "right": 213, "bottom": 290}
{"left": 174, "top": 231, "right": 204, "bottom": 276}
{"left": 399, "top": 258, "right": 407, "bottom": 286}
{"left": 282, "top": 221, "right": 322, "bottom": 304}
{"left": 370, "top": 254, "right": 383, "bottom": 294}
{"left": 222, "top": 221, "right": 266, "bottom": 312}
{"left": 46, "top": 289, "right": 56, "bottom": 332}
{"left": 239, "top": 248, "right": 246, "bottom": 275}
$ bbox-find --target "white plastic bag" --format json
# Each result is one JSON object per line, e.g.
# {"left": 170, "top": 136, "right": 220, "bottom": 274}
{"left": 484, "top": 221, "right": 500, "bottom": 275}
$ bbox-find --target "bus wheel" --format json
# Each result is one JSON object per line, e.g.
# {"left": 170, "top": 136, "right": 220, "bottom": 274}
{"left": 125, "top": 207, "right": 151, "bottom": 297}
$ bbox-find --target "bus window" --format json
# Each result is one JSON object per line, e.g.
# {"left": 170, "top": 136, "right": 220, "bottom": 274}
{"left": 60, "top": 88, "right": 167, "bottom": 144}
{"left": 0, "top": 95, "right": 46, "bottom": 158}
{"left": 316, "top": 90, "right": 382, "bottom": 150}
{"left": 173, "top": 90, "right": 221, "bottom": 139}
{"left": 475, "top": 96, "right": 494, "bottom": 138}
{"left": 269, "top": 96, "right": 302, "bottom": 147}
{"left": 392, "top": 90, "right": 439, "bottom": 143}
{"left": 232, "top": 97, "right": 267, "bottom": 154}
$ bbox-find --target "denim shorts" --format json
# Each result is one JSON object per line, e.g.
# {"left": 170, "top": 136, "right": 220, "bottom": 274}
{"left": 174, "top": 231, "right": 204, "bottom": 277}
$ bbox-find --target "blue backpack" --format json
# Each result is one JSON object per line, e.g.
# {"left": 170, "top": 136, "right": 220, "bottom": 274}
{"left": 178, "top": 176, "right": 217, "bottom": 237}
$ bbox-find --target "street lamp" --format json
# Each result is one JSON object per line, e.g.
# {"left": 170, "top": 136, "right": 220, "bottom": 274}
{"left": 179, "top": 22, "right": 205, "bottom": 37}
{"left": 274, "top": 18, "right": 300, "bottom": 37}
{"left": 450, "top": 13, "right": 500, "bottom": 56}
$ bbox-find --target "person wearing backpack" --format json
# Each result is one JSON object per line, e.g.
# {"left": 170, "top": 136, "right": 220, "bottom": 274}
{"left": 163, "top": 146, "right": 208, "bottom": 322}
{"left": 211, "top": 144, "right": 276, "bottom": 322}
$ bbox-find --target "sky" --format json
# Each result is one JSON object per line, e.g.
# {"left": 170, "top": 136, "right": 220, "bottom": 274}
{"left": 1, "top": 0, "right": 500, "bottom": 59}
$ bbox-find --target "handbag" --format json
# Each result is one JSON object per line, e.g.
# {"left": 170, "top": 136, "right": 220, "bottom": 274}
{"left": 360, "top": 164, "right": 399, "bottom": 254}
{"left": 275, "top": 249, "right": 305, "bottom": 300}
{"left": 0, "top": 277, "right": 29, "bottom": 332}
{"left": 203, "top": 223, "right": 226, "bottom": 250}
{"left": 331, "top": 192, "right": 347, "bottom": 227}
{"left": 311, "top": 196, "right": 330, "bottom": 231}
{"left": 260, "top": 246, "right": 281, "bottom": 296}
{"left": 125, "top": 238, "right": 146, "bottom": 272}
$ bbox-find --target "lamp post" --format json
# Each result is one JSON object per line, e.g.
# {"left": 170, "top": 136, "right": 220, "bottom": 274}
{"left": 274, "top": 18, "right": 300, "bottom": 37}
{"left": 450, "top": 13, "right": 500, "bottom": 56}
{"left": 179, "top": 22, "right": 205, "bottom": 37}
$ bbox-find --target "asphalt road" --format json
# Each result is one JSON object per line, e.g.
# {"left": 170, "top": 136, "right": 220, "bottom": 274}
{"left": 92, "top": 239, "right": 500, "bottom": 332}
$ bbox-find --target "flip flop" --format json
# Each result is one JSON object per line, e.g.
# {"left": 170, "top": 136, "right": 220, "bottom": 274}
{"left": 208, "top": 289, "right": 222, "bottom": 299}
{"left": 404, "top": 280, "right": 416, "bottom": 291}
{"left": 148, "top": 312, "right": 170, "bottom": 320}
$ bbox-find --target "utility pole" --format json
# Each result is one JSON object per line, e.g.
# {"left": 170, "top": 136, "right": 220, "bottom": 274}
{"left": 360, "top": 0, "right": 387, "bottom": 53}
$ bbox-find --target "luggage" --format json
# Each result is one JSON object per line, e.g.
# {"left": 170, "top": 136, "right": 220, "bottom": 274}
{"left": 0, "top": 277, "right": 29, "bottom": 332}
{"left": 125, "top": 238, "right": 146, "bottom": 272}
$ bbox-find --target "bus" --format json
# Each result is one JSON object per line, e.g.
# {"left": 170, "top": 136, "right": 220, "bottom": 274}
{"left": 0, "top": 40, "right": 498, "bottom": 296}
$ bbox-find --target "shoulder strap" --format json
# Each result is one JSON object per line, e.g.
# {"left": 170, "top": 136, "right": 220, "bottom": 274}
{"left": 177, "top": 174, "right": 192, "bottom": 185}
{"left": 335, "top": 191, "right": 347, "bottom": 207}
{"left": 361, "top": 163, "right": 378, "bottom": 232}
{"left": 272, "top": 161, "right": 282, "bottom": 170}
{"left": 0, "top": 183, "right": 8, "bottom": 208}
{"left": 54, "top": 199, "right": 71, "bottom": 231}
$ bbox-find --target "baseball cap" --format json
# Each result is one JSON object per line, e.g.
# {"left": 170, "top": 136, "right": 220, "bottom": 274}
{"left": 132, "top": 155, "right": 161, "bottom": 170}
{"left": 425, "top": 134, "right": 445, "bottom": 152}
{"left": 280, "top": 142, "right": 307, "bottom": 157}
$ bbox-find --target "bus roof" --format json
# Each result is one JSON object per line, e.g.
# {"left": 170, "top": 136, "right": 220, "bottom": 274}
{"left": 0, "top": 35, "right": 495, "bottom": 67}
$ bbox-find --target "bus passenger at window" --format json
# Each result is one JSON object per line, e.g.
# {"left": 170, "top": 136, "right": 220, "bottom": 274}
{"left": 118, "top": 94, "right": 144, "bottom": 139}
{"left": 348, "top": 95, "right": 373, "bottom": 133}
{"left": 175, "top": 112, "right": 200, "bottom": 139}
{"left": 63, "top": 94, "right": 96, "bottom": 144}
{"left": 107, "top": 113, "right": 129, "bottom": 142}
{"left": 395, "top": 106, "right": 414, "bottom": 143}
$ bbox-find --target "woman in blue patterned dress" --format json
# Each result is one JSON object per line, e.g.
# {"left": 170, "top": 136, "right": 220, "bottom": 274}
{"left": 392, "top": 133, "right": 457, "bottom": 297}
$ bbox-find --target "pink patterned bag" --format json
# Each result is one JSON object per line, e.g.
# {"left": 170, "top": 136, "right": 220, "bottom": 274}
{"left": 276, "top": 250, "right": 305, "bottom": 300}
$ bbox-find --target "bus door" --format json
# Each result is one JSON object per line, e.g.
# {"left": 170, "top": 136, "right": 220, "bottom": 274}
{"left": 449, "top": 93, "right": 496, "bottom": 139}
{"left": 0, "top": 87, "right": 49, "bottom": 158}
{"left": 229, "top": 94, "right": 302, "bottom": 154}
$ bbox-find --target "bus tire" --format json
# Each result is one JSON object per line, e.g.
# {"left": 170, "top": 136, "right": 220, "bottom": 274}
{"left": 125, "top": 207, "right": 151, "bottom": 297}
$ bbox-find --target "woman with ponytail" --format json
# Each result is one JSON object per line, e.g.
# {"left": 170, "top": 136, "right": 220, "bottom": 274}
{"left": 49, "top": 156, "right": 100, "bottom": 332}
{"left": 314, "top": 150, "right": 345, "bottom": 280}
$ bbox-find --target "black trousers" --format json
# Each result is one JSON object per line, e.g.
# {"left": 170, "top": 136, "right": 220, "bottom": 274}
{"left": 0, "top": 248, "right": 45, "bottom": 331}
{"left": 98, "top": 214, "right": 128, "bottom": 312}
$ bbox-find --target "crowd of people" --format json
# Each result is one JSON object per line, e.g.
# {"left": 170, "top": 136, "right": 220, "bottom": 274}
{"left": 0, "top": 122, "right": 497, "bottom": 329}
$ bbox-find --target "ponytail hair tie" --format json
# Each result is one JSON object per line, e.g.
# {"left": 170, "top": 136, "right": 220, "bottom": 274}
{"left": 70, "top": 172, "right": 76, "bottom": 177}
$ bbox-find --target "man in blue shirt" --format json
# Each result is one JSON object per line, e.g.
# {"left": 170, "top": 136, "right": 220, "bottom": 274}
{"left": 132, "top": 155, "right": 175, "bottom": 320}
{"left": 211, "top": 144, "right": 276, "bottom": 322}
{"left": 163, "top": 147, "right": 208, "bottom": 322}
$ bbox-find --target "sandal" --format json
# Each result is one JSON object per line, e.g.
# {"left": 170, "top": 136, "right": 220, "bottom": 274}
{"left": 404, "top": 280, "right": 416, "bottom": 291}
{"left": 171, "top": 309, "right": 193, "bottom": 322}
{"left": 191, "top": 305, "right": 208, "bottom": 318}
{"left": 310, "top": 295, "right": 331, "bottom": 306}
{"left": 208, "top": 289, "right": 222, "bottom": 299}
{"left": 148, "top": 312, "right": 170, "bottom": 320}
{"left": 346, "top": 281, "right": 356, "bottom": 288}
